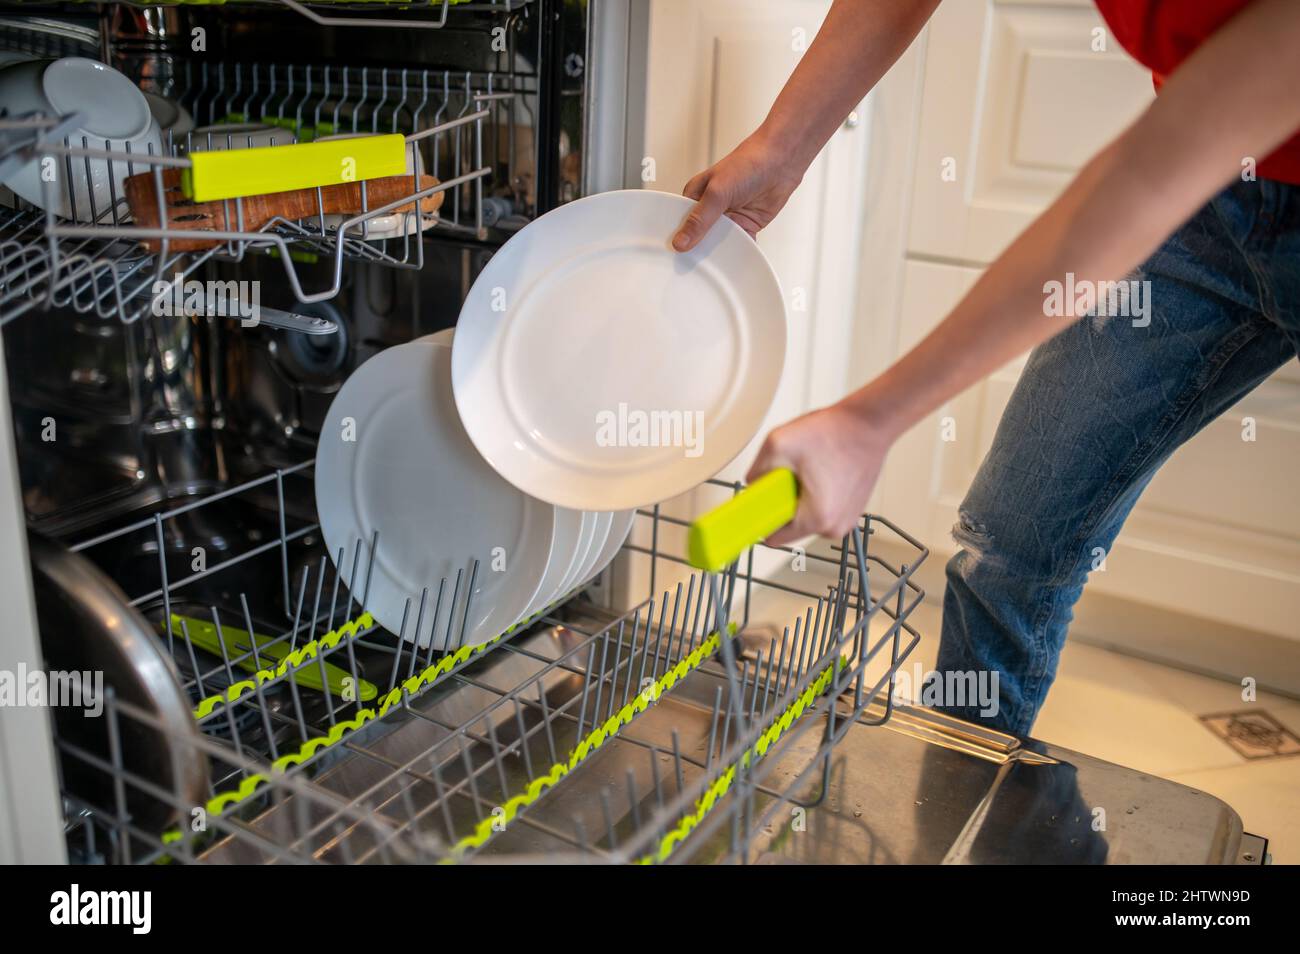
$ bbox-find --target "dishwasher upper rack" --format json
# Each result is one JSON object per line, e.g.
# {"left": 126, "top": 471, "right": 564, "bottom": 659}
{"left": 0, "top": 106, "right": 490, "bottom": 329}
{"left": 55, "top": 459, "right": 928, "bottom": 864}
{"left": 106, "top": 0, "right": 535, "bottom": 32}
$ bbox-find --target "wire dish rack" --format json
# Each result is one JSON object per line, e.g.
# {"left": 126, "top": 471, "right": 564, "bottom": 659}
{"left": 55, "top": 463, "right": 928, "bottom": 865}
{"left": 0, "top": 26, "right": 541, "bottom": 328}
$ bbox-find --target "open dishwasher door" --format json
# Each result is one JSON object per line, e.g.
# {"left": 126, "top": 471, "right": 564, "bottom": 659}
{"left": 740, "top": 704, "right": 1255, "bottom": 865}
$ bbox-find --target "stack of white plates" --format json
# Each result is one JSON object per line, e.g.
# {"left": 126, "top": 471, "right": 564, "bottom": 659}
{"left": 315, "top": 328, "right": 633, "bottom": 651}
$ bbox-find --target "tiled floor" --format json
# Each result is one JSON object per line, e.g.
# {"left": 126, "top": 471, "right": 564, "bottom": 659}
{"left": 1036, "top": 641, "right": 1300, "bottom": 864}
{"left": 739, "top": 574, "right": 1299, "bottom": 864}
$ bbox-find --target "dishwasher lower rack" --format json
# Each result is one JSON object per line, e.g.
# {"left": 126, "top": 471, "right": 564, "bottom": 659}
{"left": 55, "top": 466, "right": 928, "bottom": 864}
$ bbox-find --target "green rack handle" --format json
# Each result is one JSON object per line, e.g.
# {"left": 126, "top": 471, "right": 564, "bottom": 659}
{"left": 687, "top": 468, "right": 800, "bottom": 572}
{"left": 169, "top": 613, "right": 378, "bottom": 702}
{"left": 181, "top": 133, "right": 407, "bottom": 203}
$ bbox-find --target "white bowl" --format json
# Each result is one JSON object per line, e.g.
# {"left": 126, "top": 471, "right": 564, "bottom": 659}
{"left": 0, "top": 57, "right": 164, "bottom": 222}
{"left": 144, "top": 91, "right": 194, "bottom": 141}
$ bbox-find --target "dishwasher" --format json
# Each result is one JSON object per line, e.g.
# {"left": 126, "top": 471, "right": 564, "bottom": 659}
{"left": 0, "top": 0, "right": 1263, "bottom": 866}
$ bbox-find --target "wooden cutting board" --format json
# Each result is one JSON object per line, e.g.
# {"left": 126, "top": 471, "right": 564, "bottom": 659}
{"left": 125, "top": 168, "right": 444, "bottom": 251}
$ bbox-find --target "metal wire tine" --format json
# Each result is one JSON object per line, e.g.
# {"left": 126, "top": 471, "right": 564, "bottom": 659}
{"left": 620, "top": 608, "right": 641, "bottom": 710}
{"left": 606, "top": 619, "right": 626, "bottom": 722}
{"left": 457, "top": 737, "right": 486, "bottom": 820}
{"left": 309, "top": 553, "right": 328, "bottom": 641}
{"left": 353, "top": 67, "right": 369, "bottom": 133}
{"left": 633, "top": 600, "right": 653, "bottom": 693}
{"left": 535, "top": 682, "right": 558, "bottom": 765}
{"left": 238, "top": 592, "right": 262, "bottom": 672}
{"left": 590, "top": 630, "right": 611, "bottom": 733}
{"left": 686, "top": 570, "right": 704, "bottom": 653}
{"left": 428, "top": 756, "right": 458, "bottom": 845}
{"left": 512, "top": 698, "right": 534, "bottom": 780}
{"left": 600, "top": 790, "right": 616, "bottom": 849}
{"left": 289, "top": 567, "right": 309, "bottom": 652}
{"left": 482, "top": 712, "right": 510, "bottom": 801}
{"left": 708, "top": 572, "right": 749, "bottom": 742}
{"left": 667, "top": 579, "right": 685, "bottom": 668}
{"left": 572, "top": 815, "right": 591, "bottom": 858}
{"left": 648, "top": 744, "right": 664, "bottom": 814}
{"left": 676, "top": 574, "right": 696, "bottom": 657}
{"left": 771, "top": 622, "right": 790, "bottom": 700}
{"left": 278, "top": 64, "right": 294, "bottom": 125}
{"left": 295, "top": 65, "right": 313, "bottom": 136}
{"left": 648, "top": 592, "right": 669, "bottom": 683}
{"left": 785, "top": 613, "right": 806, "bottom": 696}
{"left": 345, "top": 534, "right": 363, "bottom": 621}
{"left": 456, "top": 560, "right": 477, "bottom": 650}
{"left": 624, "top": 769, "right": 641, "bottom": 831}
{"left": 575, "top": 641, "right": 596, "bottom": 740}
{"left": 388, "top": 597, "right": 413, "bottom": 691}
{"left": 276, "top": 469, "right": 291, "bottom": 613}
{"left": 284, "top": 653, "right": 311, "bottom": 743}
{"left": 154, "top": 513, "right": 173, "bottom": 650}
{"left": 103, "top": 690, "right": 132, "bottom": 864}
{"left": 208, "top": 606, "right": 238, "bottom": 687}
{"left": 249, "top": 648, "right": 280, "bottom": 761}
{"left": 748, "top": 647, "right": 764, "bottom": 725}
{"left": 177, "top": 616, "right": 206, "bottom": 699}
{"left": 422, "top": 576, "right": 447, "bottom": 669}
{"left": 327, "top": 545, "right": 344, "bottom": 633}
{"left": 795, "top": 600, "right": 816, "bottom": 686}
{"left": 372, "top": 67, "right": 389, "bottom": 133}
{"left": 332, "top": 65, "right": 348, "bottom": 132}
{"left": 407, "top": 586, "right": 429, "bottom": 680}
{"left": 362, "top": 528, "right": 380, "bottom": 613}
{"left": 315, "top": 626, "right": 337, "bottom": 727}
{"left": 785, "top": 611, "right": 808, "bottom": 699}
{"left": 411, "top": 68, "right": 430, "bottom": 135}
{"left": 314, "top": 64, "right": 330, "bottom": 133}
{"left": 761, "top": 636, "right": 779, "bottom": 716}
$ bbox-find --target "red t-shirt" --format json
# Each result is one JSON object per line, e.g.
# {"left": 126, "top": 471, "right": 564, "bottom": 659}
{"left": 1095, "top": 0, "right": 1300, "bottom": 184}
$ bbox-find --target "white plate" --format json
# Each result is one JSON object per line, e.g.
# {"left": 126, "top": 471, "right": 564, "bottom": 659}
{"left": 583, "top": 509, "right": 636, "bottom": 585}
{"left": 451, "top": 189, "right": 786, "bottom": 511}
{"left": 533, "top": 509, "right": 598, "bottom": 616}
{"left": 568, "top": 511, "right": 612, "bottom": 593}
{"left": 316, "top": 337, "right": 556, "bottom": 649}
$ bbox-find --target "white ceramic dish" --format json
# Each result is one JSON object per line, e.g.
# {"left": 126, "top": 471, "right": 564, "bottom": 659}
{"left": 450, "top": 189, "right": 786, "bottom": 511}
{"left": 421, "top": 326, "right": 591, "bottom": 623}
{"left": 530, "top": 509, "right": 597, "bottom": 617}
{"left": 0, "top": 57, "right": 164, "bottom": 222}
{"left": 584, "top": 508, "right": 636, "bottom": 585}
{"left": 144, "top": 91, "right": 194, "bottom": 140}
{"left": 315, "top": 336, "right": 557, "bottom": 649}
{"left": 317, "top": 133, "right": 437, "bottom": 240}
{"left": 568, "top": 511, "right": 612, "bottom": 592}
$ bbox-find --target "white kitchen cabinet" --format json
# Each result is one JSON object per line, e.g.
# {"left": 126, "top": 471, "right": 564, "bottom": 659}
{"left": 639, "top": 0, "right": 870, "bottom": 469}
{"left": 878, "top": 0, "right": 1300, "bottom": 639}
{"left": 614, "top": 0, "right": 875, "bottom": 598}
{"left": 906, "top": 0, "right": 1152, "bottom": 264}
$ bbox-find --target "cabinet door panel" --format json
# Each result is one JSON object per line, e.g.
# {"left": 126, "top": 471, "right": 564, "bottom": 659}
{"left": 907, "top": 0, "right": 1152, "bottom": 264}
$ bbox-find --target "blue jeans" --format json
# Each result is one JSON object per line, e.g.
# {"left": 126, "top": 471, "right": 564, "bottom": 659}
{"left": 937, "top": 178, "right": 1300, "bottom": 737}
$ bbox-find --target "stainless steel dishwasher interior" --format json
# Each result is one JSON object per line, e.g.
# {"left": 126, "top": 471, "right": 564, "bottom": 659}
{"left": 0, "top": 2, "right": 1265, "bottom": 867}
